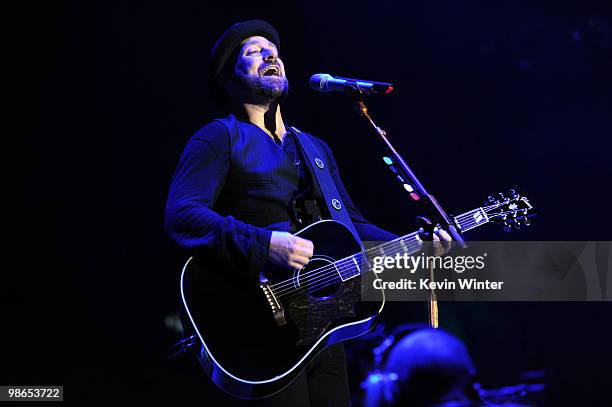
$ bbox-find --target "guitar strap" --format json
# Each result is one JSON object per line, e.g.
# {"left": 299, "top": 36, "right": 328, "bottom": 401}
{"left": 289, "top": 126, "right": 363, "bottom": 248}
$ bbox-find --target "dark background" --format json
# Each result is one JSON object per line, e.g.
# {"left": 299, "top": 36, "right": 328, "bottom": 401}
{"left": 6, "top": 0, "right": 612, "bottom": 404}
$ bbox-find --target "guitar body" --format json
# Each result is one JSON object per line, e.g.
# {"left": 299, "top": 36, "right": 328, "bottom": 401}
{"left": 180, "top": 220, "right": 384, "bottom": 399}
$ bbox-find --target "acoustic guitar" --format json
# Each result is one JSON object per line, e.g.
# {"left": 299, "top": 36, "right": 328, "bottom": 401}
{"left": 180, "top": 191, "right": 534, "bottom": 398}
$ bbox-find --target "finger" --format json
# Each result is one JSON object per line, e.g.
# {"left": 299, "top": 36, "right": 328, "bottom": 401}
{"left": 291, "top": 244, "right": 313, "bottom": 258}
{"left": 289, "top": 261, "right": 305, "bottom": 270}
{"left": 295, "top": 237, "right": 314, "bottom": 251}
{"left": 432, "top": 234, "right": 443, "bottom": 256}
{"left": 290, "top": 255, "right": 311, "bottom": 267}
{"left": 293, "top": 238, "right": 314, "bottom": 258}
{"left": 435, "top": 229, "right": 453, "bottom": 252}
{"left": 436, "top": 229, "right": 452, "bottom": 243}
{"left": 295, "top": 246, "right": 314, "bottom": 259}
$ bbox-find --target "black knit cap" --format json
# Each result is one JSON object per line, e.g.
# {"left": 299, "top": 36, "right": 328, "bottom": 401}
{"left": 208, "top": 20, "right": 280, "bottom": 103}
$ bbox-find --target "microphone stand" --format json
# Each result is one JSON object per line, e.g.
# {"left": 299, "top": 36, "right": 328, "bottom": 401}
{"left": 347, "top": 86, "right": 467, "bottom": 327}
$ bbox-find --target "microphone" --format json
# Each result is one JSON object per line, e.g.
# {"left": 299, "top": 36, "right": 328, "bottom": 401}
{"left": 309, "top": 73, "right": 394, "bottom": 95}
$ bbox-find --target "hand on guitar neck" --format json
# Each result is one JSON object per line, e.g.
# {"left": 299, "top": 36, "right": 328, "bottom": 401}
{"left": 431, "top": 228, "right": 453, "bottom": 256}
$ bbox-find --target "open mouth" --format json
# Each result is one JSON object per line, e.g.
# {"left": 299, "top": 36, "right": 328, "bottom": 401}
{"left": 261, "top": 65, "right": 281, "bottom": 77}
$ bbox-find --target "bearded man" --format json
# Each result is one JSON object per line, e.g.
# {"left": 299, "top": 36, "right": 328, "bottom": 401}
{"left": 165, "top": 20, "right": 451, "bottom": 406}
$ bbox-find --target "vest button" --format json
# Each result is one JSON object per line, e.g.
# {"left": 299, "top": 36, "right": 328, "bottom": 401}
{"left": 331, "top": 199, "right": 342, "bottom": 210}
{"left": 315, "top": 158, "right": 325, "bottom": 169}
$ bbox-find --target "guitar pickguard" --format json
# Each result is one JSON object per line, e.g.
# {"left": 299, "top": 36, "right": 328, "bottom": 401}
{"left": 286, "top": 277, "right": 362, "bottom": 347}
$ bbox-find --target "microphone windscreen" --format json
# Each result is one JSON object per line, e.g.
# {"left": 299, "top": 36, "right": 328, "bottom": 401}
{"left": 309, "top": 73, "right": 332, "bottom": 92}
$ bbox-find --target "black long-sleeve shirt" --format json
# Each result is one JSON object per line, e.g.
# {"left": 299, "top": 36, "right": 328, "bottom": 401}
{"left": 165, "top": 114, "right": 396, "bottom": 280}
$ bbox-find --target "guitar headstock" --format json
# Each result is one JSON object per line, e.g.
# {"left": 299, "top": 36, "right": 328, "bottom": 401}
{"left": 483, "top": 188, "right": 535, "bottom": 232}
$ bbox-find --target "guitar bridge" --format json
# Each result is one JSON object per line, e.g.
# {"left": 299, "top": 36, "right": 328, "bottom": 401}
{"left": 260, "top": 283, "right": 287, "bottom": 326}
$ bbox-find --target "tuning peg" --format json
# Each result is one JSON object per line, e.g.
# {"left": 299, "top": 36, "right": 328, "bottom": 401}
{"left": 508, "top": 189, "right": 519, "bottom": 199}
{"left": 487, "top": 195, "right": 497, "bottom": 205}
{"left": 502, "top": 219, "right": 521, "bottom": 231}
{"left": 523, "top": 218, "right": 532, "bottom": 226}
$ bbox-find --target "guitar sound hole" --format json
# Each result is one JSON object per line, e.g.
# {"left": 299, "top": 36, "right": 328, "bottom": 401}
{"left": 297, "top": 257, "right": 341, "bottom": 299}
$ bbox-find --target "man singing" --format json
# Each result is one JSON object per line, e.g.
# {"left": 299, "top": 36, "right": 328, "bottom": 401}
{"left": 165, "top": 20, "right": 451, "bottom": 406}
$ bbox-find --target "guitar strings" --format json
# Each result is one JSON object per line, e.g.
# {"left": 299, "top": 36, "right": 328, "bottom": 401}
{"left": 278, "top": 241, "right": 420, "bottom": 300}
{"left": 279, "top": 242, "right": 418, "bottom": 297}
{"left": 290, "top": 211, "right": 528, "bottom": 296}
{"left": 273, "top": 238, "right": 421, "bottom": 297}
{"left": 270, "top": 236, "right": 418, "bottom": 296}
{"left": 268, "top": 233, "right": 410, "bottom": 290}
{"left": 275, "top": 239, "right": 421, "bottom": 298}
{"left": 270, "top": 245, "right": 399, "bottom": 295}
{"left": 270, "top": 215, "right": 479, "bottom": 296}
{"left": 269, "top": 233, "right": 418, "bottom": 292}
{"left": 268, "top": 210, "right": 487, "bottom": 294}
{"left": 274, "top": 205, "right": 528, "bottom": 300}
{"left": 271, "top": 215, "right": 481, "bottom": 297}
{"left": 269, "top": 205, "right": 511, "bottom": 296}
{"left": 273, "top": 212, "right": 496, "bottom": 298}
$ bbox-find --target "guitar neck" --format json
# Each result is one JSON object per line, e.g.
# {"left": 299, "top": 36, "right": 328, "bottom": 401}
{"left": 336, "top": 207, "right": 490, "bottom": 281}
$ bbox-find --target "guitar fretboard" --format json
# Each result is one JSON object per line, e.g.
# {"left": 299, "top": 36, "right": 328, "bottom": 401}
{"left": 335, "top": 207, "right": 490, "bottom": 281}
{"left": 335, "top": 231, "right": 422, "bottom": 281}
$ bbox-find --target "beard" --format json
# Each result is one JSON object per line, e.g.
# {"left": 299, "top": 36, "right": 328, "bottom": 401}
{"left": 236, "top": 72, "right": 289, "bottom": 101}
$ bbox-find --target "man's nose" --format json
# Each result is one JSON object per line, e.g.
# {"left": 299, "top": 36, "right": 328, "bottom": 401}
{"left": 263, "top": 49, "right": 278, "bottom": 62}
